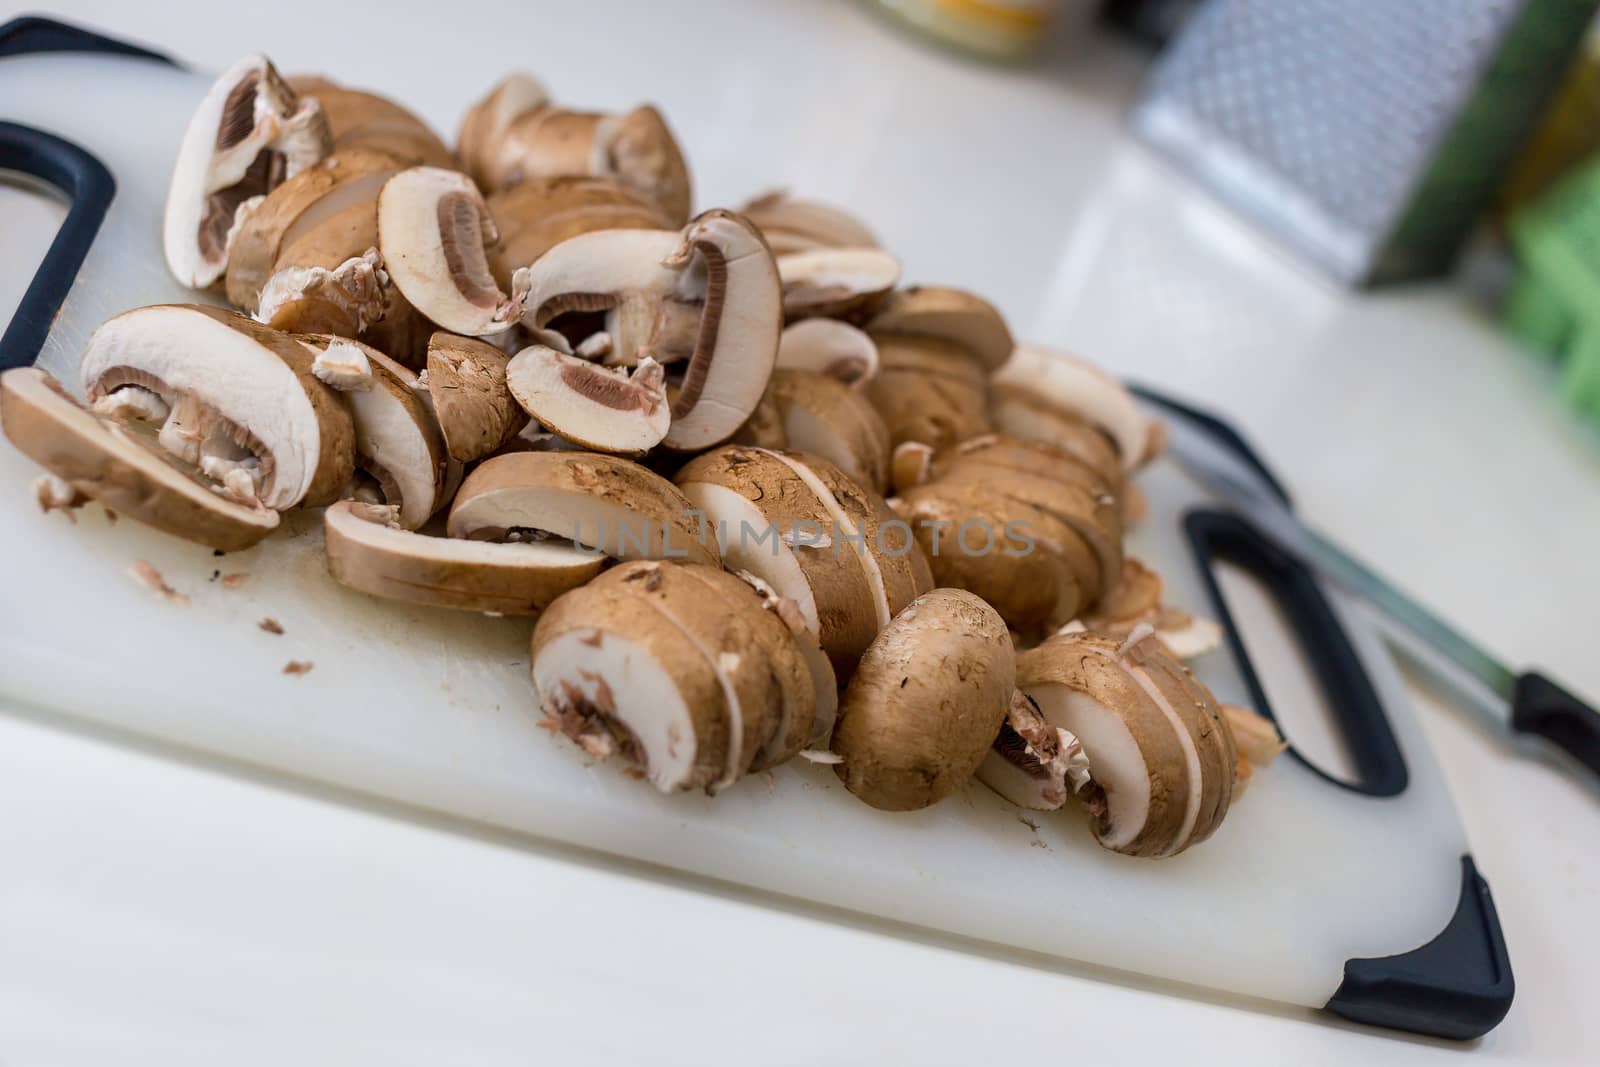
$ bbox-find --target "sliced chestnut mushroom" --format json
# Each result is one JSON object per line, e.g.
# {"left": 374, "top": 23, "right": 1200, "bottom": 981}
{"left": 731, "top": 385, "right": 789, "bottom": 449}
{"left": 79, "top": 305, "right": 354, "bottom": 510}
{"left": 865, "top": 335, "right": 991, "bottom": 452}
{"left": 767, "top": 369, "right": 890, "bottom": 493}
{"left": 1065, "top": 558, "right": 1223, "bottom": 661}
{"left": 299, "top": 335, "right": 446, "bottom": 528}
{"left": 1, "top": 367, "right": 278, "bottom": 551}
{"left": 425, "top": 332, "right": 529, "bottom": 462}
{"left": 325, "top": 500, "right": 602, "bottom": 613}
{"left": 448, "top": 451, "right": 719, "bottom": 568}
{"left": 531, "top": 578, "right": 730, "bottom": 792}
{"left": 224, "top": 147, "right": 405, "bottom": 313}
{"left": 488, "top": 175, "right": 675, "bottom": 292}
{"left": 1013, "top": 631, "right": 1236, "bottom": 857}
{"left": 164, "top": 55, "right": 332, "bottom": 289}
{"left": 505, "top": 344, "right": 668, "bottom": 455}
{"left": 977, "top": 691, "right": 1091, "bottom": 812}
{"left": 738, "top": 190, "right": 879, "bottom": 256}
{"left": 675, "top": 446, "right": 881, "bottom": 676}
{"left": 287, "top": 77, "right": 456, "bottom": 168}
{"left": 474, "top": 92, "right": 692, "bottom": 223}
{"left": 992, "top": 344, "right": 1162, "bottom": 470}
{"left": 457, "top": 72, "right": 550, "bottom": 188}
{"left": 776, "top": 247, "right": 900, "bottom": 321}
{"left": 658, "top": 210, "right": 783, "bottom": 451}
{"left": 377, "top": 166, "right": 520, "bottom": 336}
{"left": 777, "top": 318, "right": 879, "bottom": 385}
{"left": 866, "top": 286, "right": 1014, "bottom": 372}
{"left": 831, "top": 589, "right": 1014, "bottom": 812}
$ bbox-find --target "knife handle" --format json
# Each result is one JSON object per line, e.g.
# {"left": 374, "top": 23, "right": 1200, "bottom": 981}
{"left": 1511, "top": 672, "right": 1600, "bottom": 778}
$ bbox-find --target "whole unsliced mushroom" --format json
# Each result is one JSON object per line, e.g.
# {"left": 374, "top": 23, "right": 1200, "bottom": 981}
{"left": 449, "top": 451, "right": 720, "bottom": 568}
{"left": 298, "top": 334, "right": 447, "bottom": 528}
{"left": 324, "top": 500, "right": 602, "bottom": 613}
{"left": 989, "top": 630, "right": 1238, "bottom": 857}
{"left": 164, "top": 55, "right": 331, "bottom": 289}
{"left": 831, "top": 589, "right": 1014, "bottom": 811}
{"left": 767, "top": 369, "right": 890, "bottom": 492}
{"left": 425, "top": 332, "right": 529, "bottom": 462}
{"left": 288, "top": 76, "right": 456, "bottom": 168}
{"left": 1, "top": 367, "right": 278, "bottom": 550}
{"left": 505, "top": 345, "right": 669, "bottom": 455}
{"left": 738, "top": 190, "right": 879, "bottom": 256}
{"left": 79, "top": 305, "right": 354, "bottom": 510}
{"left": 991, "top": 343, "right": 1163, "bottom": 471}
{"left": 378, "top": 166, "right": 521, "bottom": 336}
{"left": 459, "top": 74, "right": 692, "bottom": 222}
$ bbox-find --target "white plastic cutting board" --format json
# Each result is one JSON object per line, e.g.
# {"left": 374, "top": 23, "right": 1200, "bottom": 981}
{"left": 0, "top": 50, "right": 1470, "bottom": 1010}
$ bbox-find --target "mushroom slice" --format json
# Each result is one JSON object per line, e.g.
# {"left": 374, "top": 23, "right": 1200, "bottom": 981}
{"left": 776, "top": 248, "right": 900, "bottom": 321}
{"left": 532, "top": 579, "right": 731, "bottom": 792}
{"left": 2, "top": 368, "right": 279, "bottom": 550}
{"left": 426, "top": 332, "right": 529, "bottom": 462}
{"left": 592, "top": 105, "right": 693, "bottom": 225}
{"left": 659, "top": 210, "right": 783, "bottom": 452}
{"left": 738, "top": 190, "right": 879, "bottom": 256}
{"left": 889, "top": 441, "right": 933, "bottom": 493}
{"left": 865, "top": 335, "right": 991, "bottom": 452}
{"left": 256, "top": 248, "right": 390, "bottom": 339}
{"left": 458, "top": 73, "right": 551, "bottom": 189}
{"left": 989, "top": 384, "right": 1124, "bottom": 483}
{"left": 378, "top": 167, "right": 520, "bottom": 336}
{"left": 511, "top": 227, "right": 686, "bottom": 362}
{"left": 505, "top": 344, "right": 668, "bottom": 455}
{"left": 674, "top": 446, "right": 880, "bottom": 677}
{"left": 768, "top": 370, "right": 890, "bottom": 493}
{"left": 601, "top": 563, "right": 779, "bottom": 790}
{"left": 1222, "top": 703, "right": 1287, "bottom": 773}
{"left": 224, "top": 148, "right": 405, "bottom": 312}
{"left": 325, "top": 500, "right": 600, "bottom": 613}
{"left": 977, "top": 691, "right": 1091, "bottom": 811}
{"left": 79, "top": 305, "right": 354, "bottom": 510}
{"left": 867, "top": 286, "right": 1014, "bottom": 371}
{"left": 932, "top": 433, "right": 1119, "bottom": 501}
{"left": 831, "top": 589, "right": 1014, "bottom": 812}
{"left": 300, "top": 336, "right": 445, "bottom": 529}
{"left": 992, "top": 344, "right": 1161, "bottom": 470}
{"left": 164, "top": 55, "right": 332, "bottom": 289}
{"left": 288, "top": 78, "right": 456, "bottom": 168}
{"left": 488, "top": 176, "right": 675, "bottom": 291}
{"left": 777, "top": 318, "right": 879, "bottom": 385}
{"left": 448, "top": 451, "right": 719, "bottom": 568}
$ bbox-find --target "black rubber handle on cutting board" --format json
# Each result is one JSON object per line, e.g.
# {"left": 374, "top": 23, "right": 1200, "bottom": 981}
{"left": 0, "top": 16, "right": 175, "bottom": 371}
{"left": 1134, "top": 386, "right": 1512, "bottom": 1040}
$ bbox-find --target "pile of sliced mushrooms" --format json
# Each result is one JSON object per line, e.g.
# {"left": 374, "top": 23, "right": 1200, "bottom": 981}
{"left": 0, "top": 57, "right": 1286, "bottom": 857}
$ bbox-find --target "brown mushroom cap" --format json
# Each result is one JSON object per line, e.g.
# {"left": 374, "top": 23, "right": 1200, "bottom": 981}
{"left": 457, "top": 73, "right": 550, "bottom": 189}
{"left": 865, "top": 335, "right": 991, "bottom": 452}
{"left": 324, "top": 500, "right": 601, "bottom": 613}
{"left": 449, "top": 450, "right": 719, "bottom": 568}
{"left": 767, "top": 370, "right": 890, "bottom": 493}
{"left": 867, "top": 286, "right": 1014, "bottom": 372}
{"left": 738, "top": 190, "right": 879, "bottom": 256}
{"left": 1, "top": 367, "right": 279, "bottom": 551}
{"left": 831, "top": 589, "right": 1015, "bottom": 811}
{"left": 287, "top": 78, "right": 456, "bottom": 168}
{"left": 989, "top": 383, "right": 1125, "bottom": 485}
{"left": 425, "top": 332, "right": 529, "bottom": 462}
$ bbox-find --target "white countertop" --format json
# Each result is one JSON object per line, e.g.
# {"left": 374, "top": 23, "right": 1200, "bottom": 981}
{"left": 3, "top": 2, "right": 1599, "bottom": 1062}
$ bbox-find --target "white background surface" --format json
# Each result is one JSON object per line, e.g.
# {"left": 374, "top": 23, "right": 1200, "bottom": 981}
{"left": 2, "top": 1, "right": 1598, "bottom": 1063}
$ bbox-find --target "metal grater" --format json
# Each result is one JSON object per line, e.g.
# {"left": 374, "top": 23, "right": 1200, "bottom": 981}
{"left": 1134, "top": 0, "right": 1599, "bottom": 286}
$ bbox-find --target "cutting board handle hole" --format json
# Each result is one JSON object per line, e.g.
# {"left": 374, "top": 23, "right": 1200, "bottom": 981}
{"left": 0, "top": 171, "right": 70, "bottom": 331}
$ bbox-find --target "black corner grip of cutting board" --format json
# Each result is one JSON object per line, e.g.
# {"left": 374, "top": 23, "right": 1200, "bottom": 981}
{"left": 1511, "top": 672, "right": 1600, "bottom": 777}
{"left": 0, "top": 123, "right": 115, "bottom": 373}
{"left": 0, "top": 15, "right": 177, "bottom": 64}
{"left": 0, "top": 16, "right": 174, "bottom": 372}
{"left": 1328, "top": 856, "right": 1514, "bottom": 1040}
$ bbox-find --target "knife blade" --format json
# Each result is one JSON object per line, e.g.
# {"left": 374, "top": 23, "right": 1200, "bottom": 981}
{"left": 1157, "top": 404, "right": 1600, "bottom": 780}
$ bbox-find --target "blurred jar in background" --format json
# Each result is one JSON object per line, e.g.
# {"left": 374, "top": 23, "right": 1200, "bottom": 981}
{"left": 872, "top": 0, "right": 1062, "bottom": 59}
